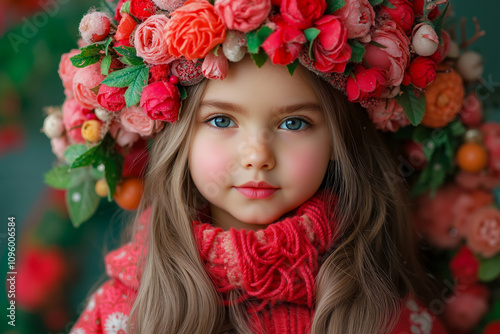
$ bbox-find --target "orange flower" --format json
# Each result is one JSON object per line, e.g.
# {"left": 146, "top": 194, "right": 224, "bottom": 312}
{"left": 165, "top": 0, "right": 226, "bottom": 60}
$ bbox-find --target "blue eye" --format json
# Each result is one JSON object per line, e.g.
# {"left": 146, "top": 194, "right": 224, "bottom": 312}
{"left": 279, "top": 118, "right": 309, "bottom": 131}
{"left": 208, "top": 116, "right": 235, "bottom": 128}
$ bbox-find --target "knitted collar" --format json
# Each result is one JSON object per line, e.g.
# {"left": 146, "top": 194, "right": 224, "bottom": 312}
{"left": 194, "top": 191, "right": 337, "bottom": 330}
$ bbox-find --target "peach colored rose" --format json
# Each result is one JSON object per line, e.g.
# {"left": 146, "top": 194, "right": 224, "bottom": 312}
{"left": 466, "top": 207, "right": 500, "bottom": 258}
{"left": 367, "top": 98, "right": 410, "bottom": 132}
{"left": 165, "top": 0, "right": 226, "bottom": 60}
{"left": 72, "top": 62, "right": 105, "bottom": 110}
{"left": 51, "top": 135, "right": 70, "bottom": 161}
{"left": 364, "top": 20, "right": 410, "bottom": 87}
{"left": 62, "top": 98, "right": 91, "bottom": 143}
{"left": 134, "top": 15, "right": 175, "bottom": 65}
{"left": 202, "top": 51, "right": 229, "bottom": 80}
{"left": 120, "top": 106, "right": 164, "bottom": 136}
{"left": 109, "top": 121, "right": 141, "bottom": 147}
{"left": 333, "top": 0, "right": 374, "bottom": 43}
{"left": 453, "top": 190, "right": 494, "bottom": 236}
{"left": 58, "top": 49, "right": 80, "bottom": 98}
{"left": 442, "top": 285, "right": 489, "bottom": 332}
{"left": 214, "top": 0, "right": 271, "bottom": 33}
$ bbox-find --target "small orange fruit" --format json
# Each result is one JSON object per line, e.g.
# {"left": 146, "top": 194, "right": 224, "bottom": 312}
{"left": 114, "top": 177, "right": 144, "bottom": 211}
{"left": 95, "top": 179, "right": 109, "bottom": 197}
{"left": 422, "top": 66, "right": 465, "bottom": 128}
{"left": 81, "top": 120, "right": 102, "bottom": 143}
{"left": 456, "top": 143, "right": 488, "bottom": 173}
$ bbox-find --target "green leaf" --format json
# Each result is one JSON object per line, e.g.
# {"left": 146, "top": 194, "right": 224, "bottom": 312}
{"left": 432, "top": 2, "right": 449, "bottom": 44}
{"left": 368, "top": 40, "right": 387, "bottom": 49}
{"left": 381, "top": 0, "right": 396, "bottom": 9}
{"left": 71, "top": 44, "right": 104, "bottom": 68}
{"left": 65, "top": 144, "right": 88, "bottom": 164}
{"left": 304, "top": 28, "right": 321, "bottom": 43}
{"left": 66, "top": 176, "right": 100, "bottom": 227}
{"left": 287, "top": 59, "right": 300, "bottom": 76}
{"left": 395, "top": 86, "right": 426, "bottom": 126}
{"left": 348, "top": 40, "right": 365, "bottom": 63}
{"left": 368, "top": 0, "right": 383, "bottom": 7}
{"left": 449, "top": 120, "right": 466, "bottom": 137}
{"left": 101, "top": 65, "right": 146, "bottom": 88}
{"left": 101, "top": 55, "right": 112, "bottom": 75}
{"left": 44, "top": 166, "right": 71, "bottom": 189}
{"left": 343, "top": 63, "right": 355, "bottom": 76}
{"left": 246, "top": 26, "right": 273, "bottom": 54}
{"left": 119, "top": 56, "right": 144, "bottom": 66}
{"left": 179, "top": 86, "right": 187, "bottom": 100}
{"left": 104, "top": 153, "right": 124, "bottom": 201}
{"left": 124, "top": 66, "right": 149, "bottom": 107}
{"left": 325, "top": 0, "right": 346, "bottom": 14}
{"left": 71, "top": 145, "right": 101, "bottom": 169}
{"left": 250, "top": 49, "right": 268, "bottom": 68}
{"left": 479, "top": 253, "right": 500, "bottom": 282}
{"left": 120, "top": 1, "right": 131, "bottom": 14}
{"left": 104, "top": 37, "right": 113, "bottom": 56}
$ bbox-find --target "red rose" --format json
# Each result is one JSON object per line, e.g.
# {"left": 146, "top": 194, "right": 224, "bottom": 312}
{"left": 261, "top": 15, "right": 307, "bottom": 65}
{"left": 450, "top": 246, "right": 479, "bottom": 286}
{"left": 280, "top": 0, "right": 326, "bottom": 29}
{"left": 131, "top": 0, "right": 157, "bottom": 20}
{"left": 140, "top": 81, "right": 181, "bottom": 123}
{"left": 311, "top": 15, "right": 351, "bottom": 73}
{"left": 378, "top": 0, "right": 414, "bottom": 34}
{"left": 346, "top": 65, "right": 387, "bottom": 102}
{"left": 407, "top": 56, "right": 437, "bottom": 89}
{"left": 97, "top": 84, "right": 127, "bottom": 112}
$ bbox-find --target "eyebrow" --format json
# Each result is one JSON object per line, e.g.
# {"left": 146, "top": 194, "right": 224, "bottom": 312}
{"left": 199, "top": 100, "right": 322, "bottom": 116}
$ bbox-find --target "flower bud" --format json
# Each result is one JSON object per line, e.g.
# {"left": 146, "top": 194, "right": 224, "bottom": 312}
{"left": 79, "top": 12, "right": 111, "bottom": 44}
{"left": 95, "top": 107, "right": 116, "bottom": 122}
{"left": 412, "top": 23, "right": 439, "bottom": 57}
{"left": 43, "top": 113, "right": 65, "bottom": 138}
{"left": 457, "top": 51, "right": 483, "bottom": 82}
{"left": 222, "top": 31, "right": 247, "bottom": 62}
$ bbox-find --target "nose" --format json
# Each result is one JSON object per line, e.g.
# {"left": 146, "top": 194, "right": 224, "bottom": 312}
{"left": 240, "top": 139, "right": 276, "bottom": 170}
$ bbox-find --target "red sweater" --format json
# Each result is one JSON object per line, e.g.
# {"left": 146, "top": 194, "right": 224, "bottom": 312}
{"left": 70, "top": 199, "right": 448, "bottom": 334}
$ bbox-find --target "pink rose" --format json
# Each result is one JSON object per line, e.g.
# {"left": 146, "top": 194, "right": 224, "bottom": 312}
{"left": 453, "top": 190, "right": 494, "bottom": 236}
{"left": 58, "top": 49, "right": 80, "bottom": 98}
{"left": 120, "top": 106, "right": 164, "bottom": 136}
{"left": 109, "top": 121, "right": 141, "bottom": 147}
{"left": 311, "top": 15, "right": 351, "bottom": 73}
{"left": 140, "top": 81, "right": 181, "bottom": 123}
{"left": 460, "top": 93, "right": 483, "bottom": 127}
{"left": 261, "top": 15, "right": 307, "bottom": 65}
{"left": 202, "top": 51, "right": 229, "bottom": 80}
{"left": 378, "top": 0, "right": 414, "bottom": 34}
{"left": 333, "top": 0, "right": 374, "bottom": 43}
{"left": 72, "top": 62, "right": 105, "bottom": 110}
{"left": 364, "top": 20, "right": 410, "bottom": 87}
{"left": 62, "top": 98, "right": 91, "bottom": 143}
{"left": 481, "top": 123, "right": 500, "bottom": 173}
{"left": 442, "top": 285, "right": 489, "bottom": 332}
{"left": 214, "top": 0, "right": 271, "bottom": 33}
{"left": 97, "top": 85, "right": 127, "bottom": 112}
{"left": 50, "top": 136, "right": 70, "bottom": 161}
{"left": 346, "top": 65, "right": 387, "bottom": 102}
{"left": 134, "top": 15, "right": 175, "bottom": 65}
{"left": 466, "top": 207, "right": 500, "bottom": 258}
{"left": 280, "top": 0, "right": 326, "bottom": 30}
{"left": 367, "top": 98, "right": 410, "bottom": 132}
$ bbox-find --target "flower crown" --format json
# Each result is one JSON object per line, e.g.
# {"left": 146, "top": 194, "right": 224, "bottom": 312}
{"left": 43, "top": 0, "right": 491, "bottom": 226}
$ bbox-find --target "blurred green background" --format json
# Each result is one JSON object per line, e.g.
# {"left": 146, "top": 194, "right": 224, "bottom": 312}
{"left": 0, "top": 0, "right": 499, "bottom": 333}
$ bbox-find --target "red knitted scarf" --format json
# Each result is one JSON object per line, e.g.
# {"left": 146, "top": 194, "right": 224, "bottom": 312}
{"left": 194, "top": 191, "right": 337, "bottom": 334}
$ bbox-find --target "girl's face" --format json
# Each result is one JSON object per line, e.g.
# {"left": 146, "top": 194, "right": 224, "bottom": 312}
{"left": 188, "top": 57, "right": 333, "bottom": 231}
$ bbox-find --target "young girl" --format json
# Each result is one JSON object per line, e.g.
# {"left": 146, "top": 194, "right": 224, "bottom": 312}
{"left": 46, "top": 0, "right": 463, "bottom": 333}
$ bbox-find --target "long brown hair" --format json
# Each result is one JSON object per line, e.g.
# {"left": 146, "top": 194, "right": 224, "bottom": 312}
{"left": 128, "top": 65, "right": 432, "bottom": 333}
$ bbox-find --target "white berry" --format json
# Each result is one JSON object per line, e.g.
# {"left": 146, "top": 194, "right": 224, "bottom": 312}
{"left": 43, "top": 113, "right": 65, "bottom": 138}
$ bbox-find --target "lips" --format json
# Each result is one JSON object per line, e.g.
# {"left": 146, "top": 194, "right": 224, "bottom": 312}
{"left": 234, "top": 181, "right": 279, "bottom": 199}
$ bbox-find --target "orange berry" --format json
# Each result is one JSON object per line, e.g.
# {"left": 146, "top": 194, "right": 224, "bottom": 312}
{"left": 456, "top": 143, "right": 488, "bottom": 173}
{"left": 81, "top": 120, "right": 102, "bottom": 143}
{"left": 422, "top": 66, "right": 465, "bottom": 128}
{"left": 114, "top": 177, "right": 144, "bottom": 211}
{"left": 95, "top": 179, "right": 109, "bottom": 197}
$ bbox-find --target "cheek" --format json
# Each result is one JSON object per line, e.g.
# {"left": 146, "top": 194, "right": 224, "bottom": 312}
{"left": 189, "top": 135, "right": 235, "bottom": 195}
